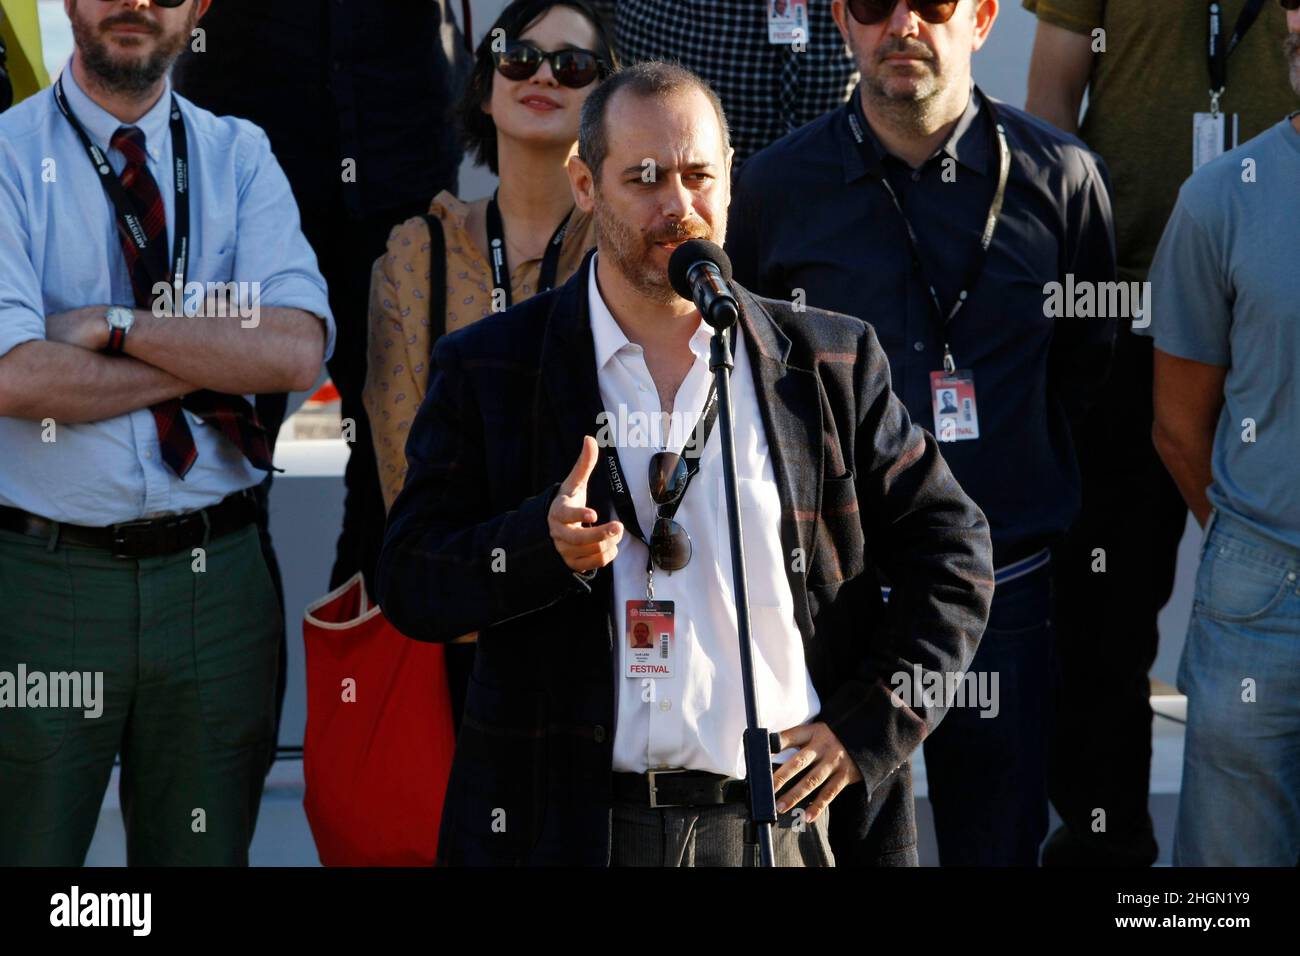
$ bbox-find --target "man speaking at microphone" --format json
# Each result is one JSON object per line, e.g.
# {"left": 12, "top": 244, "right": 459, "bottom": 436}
{"left": 377, "top": 61, "right": 993, "bottom": 867}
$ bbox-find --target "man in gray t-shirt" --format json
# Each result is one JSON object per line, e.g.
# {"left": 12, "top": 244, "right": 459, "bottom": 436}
{"left": 1143, "top": 113, "right": 1300, "bottom": 548}
{"left": 1138, "top": 11, "right": 1300, "bottom": 865}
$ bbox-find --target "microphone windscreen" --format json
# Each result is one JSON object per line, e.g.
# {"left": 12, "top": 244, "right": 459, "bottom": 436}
{"left": 668, "top": 239, "right": 733, "bottom": 302}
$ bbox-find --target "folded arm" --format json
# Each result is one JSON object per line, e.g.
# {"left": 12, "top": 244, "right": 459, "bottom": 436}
{"left": 0, "top": 338, "right": 193, "bottom": 422}
{"left": 43, "top": 302, "right": 325, "bottom": 395}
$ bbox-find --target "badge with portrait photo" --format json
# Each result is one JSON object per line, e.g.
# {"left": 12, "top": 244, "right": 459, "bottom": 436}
{"left": 625, "top": 600, "right": 674, "bottom": 678}
{"left": 1192, "top": 111, "right": 1239, "bottom": 171}
{"left": 930, "top": 369, "right": 979, "bottom": 442}
{"left": 766, "top": 0, "right": 808, "bottom": 44}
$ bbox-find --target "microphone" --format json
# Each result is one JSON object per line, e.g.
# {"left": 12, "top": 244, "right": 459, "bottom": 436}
{"left": 668, "top": 239, "right": 739, "bottom": 330}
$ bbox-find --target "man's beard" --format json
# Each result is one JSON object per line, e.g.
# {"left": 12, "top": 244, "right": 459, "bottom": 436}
{"left": 71, "top": 2, "right": 195, "bottom": 96}
{"left": 857, "top": 35, "right": 946, "bottom": 132}
{"left": 1287, "top": 34, "right": 1300, "bottom": 98}
{"left": 592, "top": 194, "right": 716, "bottom": 306}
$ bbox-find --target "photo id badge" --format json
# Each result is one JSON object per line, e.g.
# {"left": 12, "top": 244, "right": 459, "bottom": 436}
{"left": 625, "top": 600, "right": 674, "bottom": 678}
{"left": 930, "top": 369, "right": 979, "bottom": 442}
{"left": 767, "top": 0, "right": 808, "bottom": 44}
{"left": 1193, "top": 112, "right": 1239, "bottom": 171}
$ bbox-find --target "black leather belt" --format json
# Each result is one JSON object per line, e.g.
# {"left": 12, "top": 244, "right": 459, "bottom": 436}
{"left": 612, "top": 765, "right": 784, "bottom": 809}
{"left": 0, "top": 489, "right": 260, "bottom": 559}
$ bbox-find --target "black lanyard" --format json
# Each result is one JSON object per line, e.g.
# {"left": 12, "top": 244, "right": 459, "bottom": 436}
{"left": 486, "top": 190, "right": 572, "bottom": 310}
{"left": 1208, "top": 0, "right": 1267, "bottom": 110}
{"left": 846, "top": 88, "right": 1010, "bottom": 373}
{"left": 602, "top": 374, "right": 721, "bottom": 575}
{"left": 54, "top": 76, "right": 190, "bottom": 296}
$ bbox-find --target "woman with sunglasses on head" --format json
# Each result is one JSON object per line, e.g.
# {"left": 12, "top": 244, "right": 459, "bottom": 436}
{"left": 364, "top": 0, "right": 615, "bottom": 732}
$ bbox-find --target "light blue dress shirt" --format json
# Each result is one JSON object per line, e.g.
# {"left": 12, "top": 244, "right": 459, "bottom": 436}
{"left": 0, "top": 64, "right": 335, "bottom": 525}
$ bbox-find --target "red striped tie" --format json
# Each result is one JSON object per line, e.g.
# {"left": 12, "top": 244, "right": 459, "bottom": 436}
{"left": 111, "top": 125, "right": 273, "bottom": 478}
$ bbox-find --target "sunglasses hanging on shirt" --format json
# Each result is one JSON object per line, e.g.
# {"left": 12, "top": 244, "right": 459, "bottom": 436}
{"left": 846, "top": 0, "right": 960, "bottom": 25}
{"left": 493, "top": 40, "right": 609, "bottom": 89}
{"left": 602, "top": 378, "right": 721, "bottom": 581}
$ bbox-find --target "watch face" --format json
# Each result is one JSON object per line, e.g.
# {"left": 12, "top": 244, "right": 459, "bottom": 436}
{"left": 107, "top": 307, "right": 133, "bottom": 329}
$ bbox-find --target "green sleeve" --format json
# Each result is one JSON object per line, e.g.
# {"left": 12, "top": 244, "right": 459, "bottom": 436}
{"left": 1022, "top": 0, "right": 1105, "bottom": 36}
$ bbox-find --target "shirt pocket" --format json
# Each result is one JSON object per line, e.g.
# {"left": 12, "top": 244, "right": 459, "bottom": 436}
{"left": 717, "top": 476, "right": 788, "bottom": 609}
{"left": 193, "top": 241, "right": 237, "bottom": 285}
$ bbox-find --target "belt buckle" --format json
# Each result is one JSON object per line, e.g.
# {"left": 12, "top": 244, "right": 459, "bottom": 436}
{"left": 110, "top": 518, "right": 158, "bottom": 558}
{"left": 647, "top": 768, "right": 686, "bottom": 809}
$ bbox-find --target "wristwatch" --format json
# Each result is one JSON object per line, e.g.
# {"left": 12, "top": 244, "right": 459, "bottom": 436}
{"left": 105, "top": 306, "right": 135, "bottom": 354}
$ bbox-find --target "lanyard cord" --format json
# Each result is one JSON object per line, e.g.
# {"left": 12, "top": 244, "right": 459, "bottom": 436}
{"left": 54, "top": 76, "right": 190, "bottom": 297}
{"left": 847, "top": 89, "right": 1011, "bottom": 372}
{"left": 1208, "top": 0, "right": 1267, "bottom": 112}
{"left": 485, "top": 189, "right": 573, "bottom": 310}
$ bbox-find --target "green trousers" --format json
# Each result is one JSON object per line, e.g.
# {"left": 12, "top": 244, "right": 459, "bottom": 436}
{"left": 0, "top": 522, "right": 280, "bottom": 865}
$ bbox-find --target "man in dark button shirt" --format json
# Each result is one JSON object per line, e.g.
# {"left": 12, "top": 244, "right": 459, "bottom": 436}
{"left": 727, "top": 0, "right": 1117, "bottom": 866}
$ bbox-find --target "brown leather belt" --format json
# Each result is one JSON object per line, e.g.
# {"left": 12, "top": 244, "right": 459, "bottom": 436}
{"left": 0, "top": 489, "right": 260, "bottom": 559}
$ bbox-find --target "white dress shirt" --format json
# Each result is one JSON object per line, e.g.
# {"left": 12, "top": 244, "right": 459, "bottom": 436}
{"left": 587, "top": 255, "right": 819, "bottom": 779}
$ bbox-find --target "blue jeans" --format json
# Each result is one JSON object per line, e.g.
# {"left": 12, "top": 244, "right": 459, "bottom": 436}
{"left": 1174, "top": 509, "right": 1300, "bottom": 866}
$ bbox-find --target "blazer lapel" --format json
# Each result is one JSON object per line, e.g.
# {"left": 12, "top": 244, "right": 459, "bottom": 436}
{"left": 734, "top": 287, "right": 824, "bottom": 640}
{"left": 533, "top": 250, "right": 613, "bottom": 523}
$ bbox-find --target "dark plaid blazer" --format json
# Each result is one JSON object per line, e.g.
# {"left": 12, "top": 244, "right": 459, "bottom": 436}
{"left": 376, "top": 250, "right": 994, "bottom": 866}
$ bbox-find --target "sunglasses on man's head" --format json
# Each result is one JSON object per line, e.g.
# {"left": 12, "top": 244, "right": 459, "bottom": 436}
{"left": 646, "top": 451, "right": 692, "bottom": 572}
{"left": 1281, "top": 0, "right": 1300, "bottom": 10}
{"left": 847, "top": 0, "right": 961, "bottom": 25}
{"left": 493, "top": 40, "right": 609, "bottom": 89}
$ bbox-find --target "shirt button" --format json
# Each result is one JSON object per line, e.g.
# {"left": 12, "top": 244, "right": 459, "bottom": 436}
{"left": 659, "top": 698, "right": 672, "bottom": 712}
{"left": 911, "top": 169, "right": 921, "bottom": 182}
{"left": 913, "top": 341, "right": 925, "bottom": 352}
{"left": 593, "top": 724, "right": 606, "bottom": 743}
{"left": 143, "top": 450, "right": 154, "bottom": 460}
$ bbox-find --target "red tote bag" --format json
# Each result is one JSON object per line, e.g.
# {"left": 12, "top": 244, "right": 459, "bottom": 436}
{"left": 302, "top": 573, "right": 456, "bottom": 866}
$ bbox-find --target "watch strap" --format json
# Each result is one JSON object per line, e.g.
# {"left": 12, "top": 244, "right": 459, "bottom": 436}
{"left": 106, "top": 325, "right": 126, "bottom": 354}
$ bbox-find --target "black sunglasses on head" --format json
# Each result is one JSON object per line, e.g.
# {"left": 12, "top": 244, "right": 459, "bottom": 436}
{"left": 847, "top": 0, "right": 960, "bottom": 25}
{"left": 1281, "top": 0, "right": 1300, "bottom": 10}
{"left": 494, "top": 40, "right": 609, "bottom": 89}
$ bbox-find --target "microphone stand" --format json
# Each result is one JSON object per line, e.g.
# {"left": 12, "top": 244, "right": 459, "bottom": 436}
{"left": 708, "top": 317, "right": 778, "bottom": 868}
